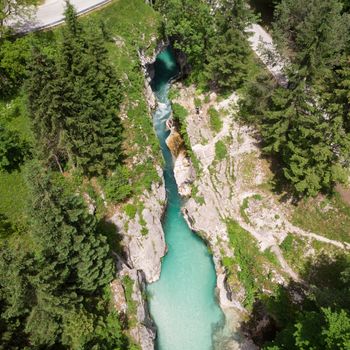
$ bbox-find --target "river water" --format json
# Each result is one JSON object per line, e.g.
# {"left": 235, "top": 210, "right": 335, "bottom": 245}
{"left": 147, "top": 48, "right": 224, "bottom": 350}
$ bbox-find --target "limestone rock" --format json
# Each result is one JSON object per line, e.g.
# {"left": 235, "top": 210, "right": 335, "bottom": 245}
{"left": 110, "top": 178, "right": 166, "bottom": 283}
{"left": 110, "top": 279, "right": 127, "bottom": 313}
{"left": 166, "top": 130, "right": 184, "bottom": 158}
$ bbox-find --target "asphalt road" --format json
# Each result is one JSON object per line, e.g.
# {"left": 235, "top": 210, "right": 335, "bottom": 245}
{"left": 9, "top": 0, "right": 111, "bottom": 32}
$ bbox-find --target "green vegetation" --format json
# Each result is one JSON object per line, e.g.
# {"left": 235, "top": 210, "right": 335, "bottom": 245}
{"left": 0, "top": 126, "right": 30, "bottom": 171}
{"left": 27, "top": 4, "right": 123, "bottom": 176}
{"left": 279, "top": 234, "right": 307, "bottom": 272}
{"left": 172, "top": 102, "right": 201, "bottom": 173}
{"left": 239, "top": 194, "right": 262, "bottom": 224}
{"left": 0, "top": 163, "right": 131, "bottom": 349}
{"left": 122, "top": 276, "right": 137, "bottom": 326}
{"left": 156, "top": 0, "right": 254, "bottom": 91}
{"left": 191, "top": 185, "right": 205, "bottom": 205}
{"left": 240, "top": 0, "right": 350, "bottom": 197}
{"left": 260, "top": 254, "right": 350, "bottom": 349}
{"left": 208, "top": 107, "right": 223, "bottom": 133}
{"left": 291, "top": 194, "right": 350, "bottom": 243}
{"left": 124, "top": 204, "right": 137, "bottom": 219}
{"left": 226, "top": 220, "right": 276, "bottom": 309}
{"left": 215, "top": 140, "right": 228, "bottom": 161}
{"left": 104, "top": 165, "right": 132, "bottom": 203}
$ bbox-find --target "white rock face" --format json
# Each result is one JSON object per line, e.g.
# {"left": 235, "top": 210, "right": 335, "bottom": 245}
{"left": 109, "top": 175, "right": 166, "bottom": 350}
{"left": 110, "top": 279, "right": 127, "bottom": 313}
{"left": 109, "top": 177, "right": 166, "bottom": 284}
{"left": 173, "top": 151, "right": 196, "bottom": 196}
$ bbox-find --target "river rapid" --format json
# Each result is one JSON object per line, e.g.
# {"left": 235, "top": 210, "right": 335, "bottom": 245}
{"left": 147, "top": 48, "right": 224, "bottom": 350}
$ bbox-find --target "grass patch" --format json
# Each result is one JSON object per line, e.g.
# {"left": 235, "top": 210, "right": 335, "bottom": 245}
{"left": 214, "top": 140, "right": 227, "bottom": 161}
{"left": 191, "top": 185, "right": 205, "bottom": 205}
{"left": 292, "top": 193, "right": 350, "bottom": 243}
{"left": 263, "top": 247, "right": 279, "bottom": 267}
{"left": 122, "top": 276, "right": 137, "bottom": 327}
{"left": 239, "top": 194, "right": 262, "bottom": 224}
{"left": 226, "top": 219, "right": 275, "bottom": 309}
{"left": 124, "top": 204, "right": 137, "bottom": 219}
{"left": 280, "top": 233, "right": 307, "bottom": 272}
{"left": 0, "top": 169, "right": 29, "bottom": 225}
{"left": 208, "top": 106, "right": 222, "bottom": 133}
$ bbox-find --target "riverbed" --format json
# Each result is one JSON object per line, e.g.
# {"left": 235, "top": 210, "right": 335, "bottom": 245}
{"left": 147, "top": 48, "right": 224, "bottom": 350}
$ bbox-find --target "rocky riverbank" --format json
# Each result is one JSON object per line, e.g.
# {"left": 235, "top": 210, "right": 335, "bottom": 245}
{"left": 105, "top": 42, "right": 169, "bottom": 350}
{"left": 165, "top": 82, "right": 350, "bottom": 348}
{"left": 109, "top": 177, "right": 167, "bottom": 349}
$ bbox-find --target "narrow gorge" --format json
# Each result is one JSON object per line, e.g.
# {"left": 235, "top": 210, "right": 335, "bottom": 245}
{"left": 147, "top": 48, "right": 227, "bottom": 350}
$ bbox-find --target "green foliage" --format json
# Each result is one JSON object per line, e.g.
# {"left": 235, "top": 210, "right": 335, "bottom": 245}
{"left": 0, "top": 169, "right": 29, "bottom": 224}
{"left": 194, "top": 97, "right": 202, "bottom": 108}
{"left": 0, "top": 125, "right": 30, "bottom": 171}
{"left": 292, "top": 194, "right": 350, "bottom": 244}
{"left": 244, "top": 0, "right": 350, "bottom": 197}
{"left": 172, "top": 102, "right": 188, "bottom": 124}
{"left": 0, "top": 38, "right": 32, "bottom": 98}
{"left": 157, "top": 0, "right": 254, "bottom": 87}
{"left": 273, "top": 0, "right": 349, "bottom": 81}
{"left": 239, "top": 68, "right": 276, "bottom": 124}
{"left": 26, "top": 3, "right": 123, "bottom": 176}
{"left": 260, "top": 80, "right": 350, "bottom": 196}
{"left": 226, "top": 220, "right": 269, "bottom": 308}
{"left": 122, "top": 276, "right": 137, "bottom": 326}
{"left": 208, "top": 107, "right": 223, "bottom": 133}
{"left": 124, "top": 204, "right": 137, "bottom": 219}
{"left": 215, "top": 140, "right": 228, "bottom": 161}
{"left": 259, "top": 253, "right": 350, "bottom": 349}
{"left": 156, "top": 0, "right": 214, "bottom": 70}
{"left": 205, "top": 28, "right": 252, "bottom": 91}
{"left": 104, "top": 165, "right": 132, "bottom": 203}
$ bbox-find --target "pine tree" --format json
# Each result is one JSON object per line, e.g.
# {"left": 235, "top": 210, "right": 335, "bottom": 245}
{"left": 274, "top": 0, "right": 349, "bottom": 82}
{"left": 26, "top": 3, "right": 123, "bottom": 176}
{"left": 262, "top": 80, "right": 350, "bottom": 196}
{"left": 23, "top": 162, "right": 115, "bottom": 346}
{"left": 57, "top": 3, "right": 123, "bottom": 175}
{"left": 205, "top": 28, "right": 252, "bottom": 91}
{"left": 26, "top": 49, "right": 66, "bottom": 172}
{"left": 204, "top": 0, "right": 253, "bottom": 91}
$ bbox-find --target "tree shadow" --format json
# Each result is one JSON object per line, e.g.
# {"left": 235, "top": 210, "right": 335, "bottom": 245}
{"left": 242, "top": 252, "right": 350, "bottom": 347}
{"left": 97, "top": 219, "right": 126, "bottom": 261}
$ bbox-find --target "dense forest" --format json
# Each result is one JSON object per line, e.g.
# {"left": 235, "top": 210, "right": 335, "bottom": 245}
{"left": 0, "top": 1, "right": 155, "bottom": 348}
{"left": 1, "top": 0, "right": 350, "bottom": 349}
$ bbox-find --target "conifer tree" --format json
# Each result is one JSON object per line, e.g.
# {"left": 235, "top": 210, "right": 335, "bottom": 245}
{"left": 204, "top": 0, "right": 253, "bottom": 90}
{"left": 27, "top": 3, "right": 123, "bottom": 176}
{"left": 22, "top": 162, "right": 115, "bottom": 346}
{"left": 26, "top": 49, "right": 67, "bottom": 172}
{"left": 262, "top": 80, "right": 350, "bottom": 196}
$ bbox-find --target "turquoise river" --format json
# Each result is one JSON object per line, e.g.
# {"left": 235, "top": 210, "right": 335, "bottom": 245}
{"left": 147, "top": 48, "right": 224, "bottom": 349}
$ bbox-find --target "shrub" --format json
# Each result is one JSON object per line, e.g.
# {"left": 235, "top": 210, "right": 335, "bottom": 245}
{"left": 124, "top": 204, "right": 137, "bottom": 219}
{"left": 215, "top": 140, "right": 227, "bottom": 161}
{"left": 172, "top": 102, "right": 188, "bottom": 124}
{"left": 104, "top": 165, "right": 132, "bottom": 203}
{"left": 0, "top": 125, "right": 30, "bottom": 171}
{"left": 208, "top": 106, "right": 222, "bottom": 133}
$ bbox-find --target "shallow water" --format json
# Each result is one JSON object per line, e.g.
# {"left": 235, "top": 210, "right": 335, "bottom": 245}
{"left": 147, "top": 48, "right": 223, "bottom": 350}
